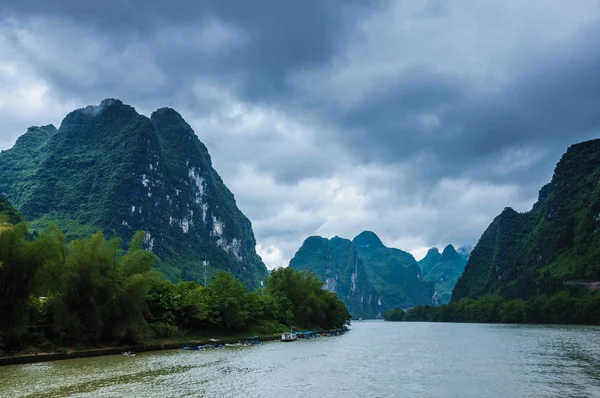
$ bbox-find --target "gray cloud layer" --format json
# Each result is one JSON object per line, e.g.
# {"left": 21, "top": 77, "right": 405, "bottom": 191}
{"left": 1, "top": 0, "right": 599, "bottom": 266}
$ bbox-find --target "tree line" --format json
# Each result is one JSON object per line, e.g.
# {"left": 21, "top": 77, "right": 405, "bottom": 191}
{"left": 384, "top": 291, "right": 600, "bottom": 324}
{"left": 0, "top": 221, "right": 350, "bottom": 355}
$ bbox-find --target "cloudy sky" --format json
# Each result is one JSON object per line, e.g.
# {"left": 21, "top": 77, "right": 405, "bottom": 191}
{"left": 1, "top": 1, "right": 599, "bottom": 267}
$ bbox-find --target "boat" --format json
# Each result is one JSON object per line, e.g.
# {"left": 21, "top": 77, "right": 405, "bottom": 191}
{"left": 281, "top": 331, "right": 297, "bottom": 342}
{"left": 122, "top": 351, "right": 136, "bottom": 357}
{"left": 206, "top": 338, "right": 223, "bottom": 349}
{"left": 295, "top": 331, "right": 318, "bottom": 340}
{"left": 225, "top": 342, "right": 245, "bottom": 347}
{"left": 183, "top": 345, "right": 205, "bottom": 351}
{"left": 246, "top": 336, "right": 263, "bottom": 345}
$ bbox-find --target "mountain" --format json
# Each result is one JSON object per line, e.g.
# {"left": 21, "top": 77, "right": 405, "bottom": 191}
{"left": 289, "top": 230, "right": 435, "bottom": 317}
{"left": 419, "top": 248, "right": 441, "bottom": 275}
{"left": 418, "top": 245, "right": 467, "bottom": 304}
{"left": 0, "top": 99, "right": 268, "bottom": 287}
{"left": 453, "top": 139, "right": 600, "bottom": 301}
{"left": 352, "top": 231, "right": 435, "bottom": 309}
{"left": 288, "top": 236, "right": 382, "bottom": 318}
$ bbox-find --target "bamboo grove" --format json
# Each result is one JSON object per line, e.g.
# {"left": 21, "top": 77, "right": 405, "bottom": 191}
{"left": 0, "top": 220, "right": 350, "bottom": 355}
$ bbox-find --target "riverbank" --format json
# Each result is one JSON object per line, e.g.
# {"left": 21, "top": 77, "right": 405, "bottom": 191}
{"left": 0, "top": 334, "right": 283, "bottom": 367}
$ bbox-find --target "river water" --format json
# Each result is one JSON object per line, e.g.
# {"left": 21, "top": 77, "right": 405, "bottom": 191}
{"left": 1, "top": 321, "right": 599, "bottom": 398}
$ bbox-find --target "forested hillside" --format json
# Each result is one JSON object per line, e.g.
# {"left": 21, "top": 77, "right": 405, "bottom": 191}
{"left": 0, "top": 99, "right": 268, "bottom": 287}
{"left": 453, "top": 139, "right": 600, "bottom": 301}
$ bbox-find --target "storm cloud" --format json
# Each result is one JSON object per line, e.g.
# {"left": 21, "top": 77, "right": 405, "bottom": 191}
{"left": 1, "top": 0, "right": 599, "bottom": 266}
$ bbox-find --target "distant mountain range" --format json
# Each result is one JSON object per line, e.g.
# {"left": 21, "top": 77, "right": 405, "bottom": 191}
{"left": 289, "top": 231, "right": 441, "bottom": 317}
{"left": 288, "top": 235, "right": 382, "bottom": 318}
{"left": 291, "top": 139, "right": 600, "bottom": 312}
{"left": 418, "top": 245, "right": 468, "bottom": 304}
{"left": 0, "top": 99, "right": 268, "bottom": 287}
{"left": 453, "top": 138, "right": 600, "bottom": 301}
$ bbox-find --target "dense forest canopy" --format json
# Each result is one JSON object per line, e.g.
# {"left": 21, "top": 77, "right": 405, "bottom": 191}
{"left": 0, "top": 217, "right": 350, "bottom": 355}
{"left": 384, "top": 292, "right": 600, "bottom": 324}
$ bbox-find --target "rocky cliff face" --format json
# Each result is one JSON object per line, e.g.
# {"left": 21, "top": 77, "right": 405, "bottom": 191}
{"left": 353, "top": 231, "right": 435, "bottom": 309}
{"left": 289, "top": 230, "right": 435, "bottom": 317}
{"left": 0, "top": 99, "right": 268, "bottom": 287}
{"left": 453, "top": 138, "right": 600, "bottom": 301}
{"left": 289, "top": 236, "right": 382, "bottom": 318}
{"left": 418, "top": 245, "right": 467, "bottom": 304}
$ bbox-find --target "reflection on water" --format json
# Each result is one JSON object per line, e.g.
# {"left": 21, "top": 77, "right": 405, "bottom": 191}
{"left": 1, "top": 322, "right": 599, "bottom": 398}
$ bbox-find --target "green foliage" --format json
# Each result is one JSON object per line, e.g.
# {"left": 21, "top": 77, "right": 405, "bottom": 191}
{"left": 0, "top": 99, "right": 268, "bottom": 289}
{"left": 384, "top": 307, "right": 406, "bottom": 321}
{"left": 395, "top": 291, "right": 600, "bottom": 325}
{"left": 203, "top": 272, "right": 249, "bottom": 329}
{"left": 45, "top": 231, "right": 157, "bottom": 345}
{"left": 268, "top": 267, "right": 351, "bottom": 329}
{"left": 0, "top": 196, "right": 24, "bottom": 224}
{"left": 0, "top": 222, "right": 62, "bottom": 350}
{"left": 453, "top": 139, "right": 600, "bottom": 301}
{"left": 0, "top": 211, "right": 350, "bottom": 353}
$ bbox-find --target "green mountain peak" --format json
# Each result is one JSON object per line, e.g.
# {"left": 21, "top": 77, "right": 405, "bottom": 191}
{"left": 440, "top": 244, "right": 459, "bottom": 261}
{"left": 289, "top": 235, "right": 382, "bottom": 318}
{"left": 452, "top": 138, "right": 600, "bottom": 301}
{"left": 419, "top": 243, "right": 467, "bottom": 304}
{"left": 352, "top": 230, "right": 385, "bottom": 248}
{"left": 291, "top": 231, "right": 435, "bottom": 317}
{"left": 0, "top": 99, "right": 268, "bottom": 288}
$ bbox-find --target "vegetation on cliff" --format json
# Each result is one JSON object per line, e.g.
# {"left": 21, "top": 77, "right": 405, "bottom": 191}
{"left": 0, "top": 99, "right": 268, "bottom": 288}
{"left": 0, "top": 196, "right": 23, "bottom": 225}
{"left": 453, "top": 139, "right": 600, "bottom": 301}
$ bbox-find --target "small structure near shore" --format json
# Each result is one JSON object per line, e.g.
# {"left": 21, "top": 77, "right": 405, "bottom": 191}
{"left": 281, "top": 332, "right": 297, "bottom": 342}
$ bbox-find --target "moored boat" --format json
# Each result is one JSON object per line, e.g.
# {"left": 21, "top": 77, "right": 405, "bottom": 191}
{"left": 206, "top": 338, "right": 223, "bottom": 349}
{"left": 246, "top": 336, "right": 263, "bottom": 345}
{"left": 281, "top": 332, "right": 297, "bottom": 342}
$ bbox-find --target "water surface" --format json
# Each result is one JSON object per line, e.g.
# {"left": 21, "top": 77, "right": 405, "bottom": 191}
{"left": 1, "top": 322, "right": 599, "bottom": 397}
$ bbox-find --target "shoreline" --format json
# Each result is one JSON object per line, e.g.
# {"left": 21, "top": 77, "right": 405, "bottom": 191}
{"left": 0, "top": 334, "right": 283, "bottom": 367}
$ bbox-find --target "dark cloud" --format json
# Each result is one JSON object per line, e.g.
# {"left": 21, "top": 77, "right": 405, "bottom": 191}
{"left": 0, "top": 0, "right": 372, "bottom": 101}
{"left": 0, "top": 0, "right": 599, "bottom": 267}
{"left": 301, "top": 22, "right": 600, "bottom": 187}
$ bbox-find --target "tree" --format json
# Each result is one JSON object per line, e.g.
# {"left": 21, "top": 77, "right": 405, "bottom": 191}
{"left": 204, "top": 271, "right": 249, "bottom": 329}
{"left": 47, "top": 231, "right": 157, "bottom": 344}
{"left": 0, "top": 222, "right": 61, "bottom": 350}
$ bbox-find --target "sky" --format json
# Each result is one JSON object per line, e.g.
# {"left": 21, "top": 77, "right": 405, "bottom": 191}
{"left": 1, "top": 1, "right": 599, "bottom": 268}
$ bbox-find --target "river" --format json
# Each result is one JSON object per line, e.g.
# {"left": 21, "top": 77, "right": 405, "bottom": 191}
{"left": 1, "top": 321, "right": 599, "bottom": 397}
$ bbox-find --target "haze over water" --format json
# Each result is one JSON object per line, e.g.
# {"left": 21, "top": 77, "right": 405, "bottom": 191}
{"left": 1, "top": 321, "right": 599, "bottom": 398}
